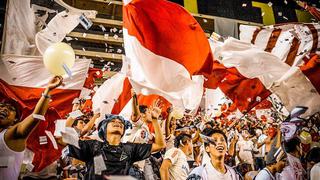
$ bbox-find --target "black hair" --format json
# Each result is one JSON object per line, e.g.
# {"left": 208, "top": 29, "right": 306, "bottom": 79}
{"left": 202, "top": 128, "right": 227, "bottom": 147}
{"left": 0, "top": 100, "right": 22, "bottom": 121}
{"left": 248, "top": 128, "right": 255, "bottom": 136}
{"left": 72, "top": 118, "right": 84, "bottom": 127}
{"left": 174, "top": 133, "right": 192, "bottom": 148}
{"left": 204, "top": 121, "right": 214, "bottom": 128}
{"left": 139, "top": 105, "right": 148, "bottom": 114}
{"left": 283, "top": 137, "right": 301, "bottom": 153}
{"left": 306, "top": 147, "right": 320, "bottom": 163}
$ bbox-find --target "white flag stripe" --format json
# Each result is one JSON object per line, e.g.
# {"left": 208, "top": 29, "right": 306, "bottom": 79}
{"left": 1, "top": 54, "right": 90, "bottom": 90}
{"left": 124, "top": 28, "right": 204, "bottom": 110}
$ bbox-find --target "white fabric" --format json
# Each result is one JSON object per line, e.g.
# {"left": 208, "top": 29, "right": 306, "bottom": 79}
{"left": 122, "top": 119, "right": 150, "bottom": 144}
{"left": 239, "top": 25, "right": 257, "bottom": 43}
{"left": 270, "top": 31, "right": 294, "bottom": 63}
{"left": 92, "top": 72, "right": 127, "bottom": 114}
{"left": 163, "top": 148, "right": 189, "bottom": 180}
{"left": 236, "top": 139, "right": 254, "bottom": 165}
{"left": 3, "top": 0, "right": 39, "bottom": 55}
{"left": 255, "top": 168, "right": 275, "bottom": 180}
{"left": 204, "top": 88, "right": 229, "bottom": 116}
{"left": 310, "top": 162, "right": 320, "bottom": 180}
{"left": 3, "top": 0, "right": 96, "bottom": 56}
{"left": 0, "top": 54, "right": 90, "bottom": 90}
{"left": 270, "top": 67, "right": 320, "bottom": 117}
{"left": 239, "top": 23, "right": 320, "bottom": 66}
{"left": 35, "top": 11, "right": 82, "bottom": 55}
{"left": 294, "top": 24, "right": 320, "bottom": 67}
{"left": 123, "top": 28, "right": 204, "bottom": 111}
{"left": 280, "top": 154, "right": 305, "bottom": 180}
{"left": 255, "top": 134, "right": 267, "bottom": 158}
{"left": 190, "top": 163, "right": 239, "bottom": 180}
{"left": 213, "top": 37, "right": 291, "bottom": 89}
{"left": 0, "top": 130, "right": 25, "bottom": 180}
{"left": 53, "top": 0, "right": 97, "bottom": 19}
{"left": 214, "top": 18, "right": 238, "bottom": 39}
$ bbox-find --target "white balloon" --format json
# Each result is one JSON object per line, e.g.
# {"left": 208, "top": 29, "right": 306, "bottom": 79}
{"left": 43, "top": 43, "right": 75, "bottom": 76}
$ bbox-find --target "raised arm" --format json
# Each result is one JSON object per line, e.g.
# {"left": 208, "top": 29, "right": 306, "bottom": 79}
{"left": 160, "top": 159, "right": 172, "bottom": 180}
{"left": 65, "top": 101, "right": 81, "bottom": 127}
{"left": 150, "top": 99, "right": 166, "bottom": 152}
{"left": 131, "top": 89, "right": 140, "bottom": 122}
{"left": 5, "top": 76, "right": 63, "bottom": 152}
{"left": 80, "top": 113, "right": 100, "bottom": 137}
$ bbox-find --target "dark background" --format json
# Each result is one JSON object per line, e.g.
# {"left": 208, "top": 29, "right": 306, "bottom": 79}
{"left": 171, "top": 0, "right": 319, "bottom": 23}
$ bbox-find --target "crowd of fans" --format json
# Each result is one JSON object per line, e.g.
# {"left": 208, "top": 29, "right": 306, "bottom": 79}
{"left": 0, "top": 76, "right": 320, "bottom": 180}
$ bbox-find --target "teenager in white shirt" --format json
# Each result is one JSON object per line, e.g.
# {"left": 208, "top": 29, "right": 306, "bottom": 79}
{"left": 160, "top": 133, "right": 193, "bottom": 180}
{"left": 236, "top": 129, "right": 254, "bottom": 170}
{"left": 188, "top": 128, "right": 239, "bottom": 180}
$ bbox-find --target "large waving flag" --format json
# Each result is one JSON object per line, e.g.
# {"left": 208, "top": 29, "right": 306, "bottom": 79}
{"left": 208, "top": 37, "right": 320, "bottom": 117}
{"left": 0, "top": 55, "right": 91, "bottom": 171}
{"left": 122, "top": 0, "right": 213, "bottom": 111}
{"left": 240, "top": 23, "right": 320, "bottom": 67}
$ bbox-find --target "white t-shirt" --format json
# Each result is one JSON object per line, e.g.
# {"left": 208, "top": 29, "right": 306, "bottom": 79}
{"left": 254, "top": 134, "right": 267, "bottom": 158}
{"left": 189, "top": 162, "right": 239, "bottom": 180}
{"left": 255, "top": 168, "right": 275, "bottom": 180}
{"left": 205, "top": 162, "right": 237, "bottom": 180}
{"left": 236, "top": 139, "right": 254, "bottom": 165}
{"left": 0, "top": 129, "right": 25, "bottom": 180}
{"left": 122, "top": 118, "right": 151, "bottom": 171}
{"left": 310, "top": 162, "right": 320, "bottom": 180}
{"left": 280, "top": 154, "right": 305, "bottom": 180}
{"left": 163, "top": 148, "right": 189, "bottom": 180}
{"left": 123, "top": 119, "right": 150, "bottom": 144}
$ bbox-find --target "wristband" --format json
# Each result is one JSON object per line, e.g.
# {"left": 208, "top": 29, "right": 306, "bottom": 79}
{"left": 42, "top": 93, "right": 51, "bottom": 99}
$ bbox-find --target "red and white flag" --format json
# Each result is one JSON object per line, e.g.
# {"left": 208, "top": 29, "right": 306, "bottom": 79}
{"left": 209, "top": 36, "right": 320, "bottom": 117}
{"left": 0, "top": 54, "right": 91, "bottom": 171}
{"left": 122, "top": 0, "right": 214, "bottom": 111}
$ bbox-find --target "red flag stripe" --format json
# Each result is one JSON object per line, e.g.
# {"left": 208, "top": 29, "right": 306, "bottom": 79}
{"left": 123, "top": 0, "right": 213, "bottom": 76}
{"left": 264, "top": 29, "right": 282, "bottom": 53}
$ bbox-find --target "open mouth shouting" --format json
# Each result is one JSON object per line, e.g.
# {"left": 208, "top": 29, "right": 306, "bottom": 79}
{"left": 215, "top": 145, "right": 225, "bottom": 152}
{"left": 0, "top": 111, "right": 8, "bottom": 120}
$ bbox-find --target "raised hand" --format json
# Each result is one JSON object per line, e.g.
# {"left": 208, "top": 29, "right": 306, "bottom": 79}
{"left": 151, "top": 99, "right": 162, "bottom": 120}
{"left": 47, "top": 76, "right": 63, "bottom": 91}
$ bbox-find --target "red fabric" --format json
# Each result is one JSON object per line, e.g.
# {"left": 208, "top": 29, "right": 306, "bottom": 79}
{"left": 307, "top": 6, "right": 320, "bottom": 21}
{"left": 84, "top": 68, "right": 103, "bottom": 89}
{"left": 111, "top": 78, "right": 133, "bottom": 114}
{"left": 300, "top": 54, "right": 320, "bottom": 93}
{"left": 0, "top": 79, "right": 80, "bottom": 171}
{"left": 255, "top": 99, "right": 272, "bottom": 109}
{"left": 123, "top": 0, "right": 272, "bottom": 114}
{"left": 209, "top": 61, "right": 271, "bottom": 113}
{"left": 123, "top": 0, "right": 213, "bottom": 77}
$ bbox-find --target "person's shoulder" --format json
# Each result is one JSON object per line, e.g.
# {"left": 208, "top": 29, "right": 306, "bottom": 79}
{"left": 225, "top": 164, "right": 236, "bottom": 173}
{"left": 311, "top": 162, "right": 320, "bottom": 172}
{"left": 188, "top": 165, "right": 206, "bottom": 178}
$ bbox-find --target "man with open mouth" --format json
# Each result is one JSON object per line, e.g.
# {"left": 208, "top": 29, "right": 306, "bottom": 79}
{"left": 65, "top": 99, "right": 166, "bottom": 179}
{"left": 188, "top": 128, "right": 239, "bottom": 180}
